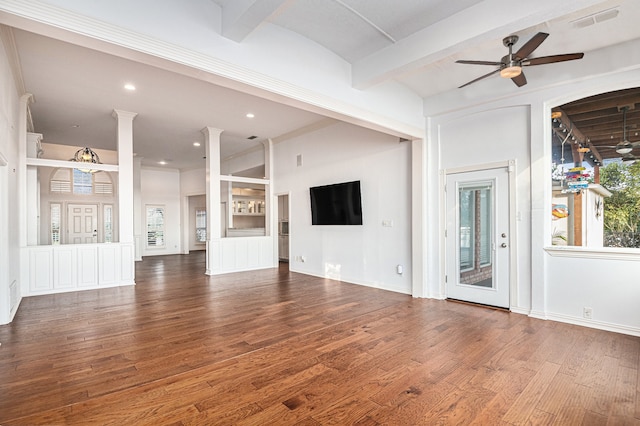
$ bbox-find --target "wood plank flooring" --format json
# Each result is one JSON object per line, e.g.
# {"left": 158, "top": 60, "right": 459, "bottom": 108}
{"left": 0, "top": 252, "right": 638, "bottom": 425}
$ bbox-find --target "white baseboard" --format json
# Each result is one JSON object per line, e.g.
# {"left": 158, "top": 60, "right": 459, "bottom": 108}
{"left": 545, "top": 312, "right": 640, "bottom": 337}
{"left": 509, "top": 306, "right": 530, "bottom": 315}
{"left": 529, "top": 310, "right": 548, "bottom": 320}
{"left": 288, "top": 268, "right": 412, "bottom": 295}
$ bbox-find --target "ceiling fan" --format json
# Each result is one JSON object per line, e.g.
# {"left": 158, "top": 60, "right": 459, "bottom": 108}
{"left": 456, "top": 32, "right": 584, "bottom": 88}
{"left": 599, "top": 106, "right": 640, "bottom": 155}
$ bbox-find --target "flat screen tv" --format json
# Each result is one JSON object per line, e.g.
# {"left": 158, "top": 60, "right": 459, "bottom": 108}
{"left": 310, "top": 180, "right": 363, "bottom": 225}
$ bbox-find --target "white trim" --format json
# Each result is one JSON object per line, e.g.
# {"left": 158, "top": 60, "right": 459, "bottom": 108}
{"left": 219, "top": 175, "right": 268, "bottom": 185}
{"left": 529, "top": 310, "right": 548, "bottom": 320}
{"left": 510, "top": 306, "right": 530, "bottom": 315}
{"left": 26, "top": 157, "right": 119, "bottom": 172}
{"left": 444, "top": 160, "right": 512, "bottom": 176}
{"left": 544, "top": 246, "right": 640, "bottom": 261}
{"left": 545, "top": 312, "right": 640, "bottom": 337}
{"left": 443, "top": 161, "right": 518, "bottom": 309}
{"left": 588, "top": 183, "right": 612, "bottom": 198}
{"left": 290, "top": 268, "right": 412, "bottom": 296}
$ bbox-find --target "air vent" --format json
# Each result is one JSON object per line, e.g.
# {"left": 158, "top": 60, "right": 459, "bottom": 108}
{"left": 572, "top": 7, "right": 619, "bottom": 28}
{"left": 247, "top": 135, "right": 258, "bottom": 140}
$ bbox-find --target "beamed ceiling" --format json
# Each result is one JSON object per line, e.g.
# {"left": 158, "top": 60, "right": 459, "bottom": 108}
{"left": 553, "top": 88, "right": 640, "bottom": 166}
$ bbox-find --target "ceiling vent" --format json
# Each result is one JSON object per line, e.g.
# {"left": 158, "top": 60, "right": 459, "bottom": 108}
{"left": 572, "top": 7, "right": 619, "bottom": 28}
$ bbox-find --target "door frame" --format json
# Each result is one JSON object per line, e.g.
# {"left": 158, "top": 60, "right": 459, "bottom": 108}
{"left": 274, "top": 191, "right": 291, "bottom": 264}
{"left": 442, "top": 160, "right": 518, "bottom": 308}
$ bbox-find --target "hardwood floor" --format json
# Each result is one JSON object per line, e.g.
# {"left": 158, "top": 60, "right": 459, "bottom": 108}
{"left": 0, "top": 252, "right": 638, "bottom": 425}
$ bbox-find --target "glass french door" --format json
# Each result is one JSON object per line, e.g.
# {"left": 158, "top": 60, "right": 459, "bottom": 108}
{"left": 446, "top": 168, "right": 510, "bottom": 308}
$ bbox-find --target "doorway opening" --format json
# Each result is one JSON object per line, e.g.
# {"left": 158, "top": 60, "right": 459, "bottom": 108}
{"left": 277, "top": 194, "right": 289, "bottom": 268}
{"left": 445, "top": 166, "right": 514, "bottom": 309}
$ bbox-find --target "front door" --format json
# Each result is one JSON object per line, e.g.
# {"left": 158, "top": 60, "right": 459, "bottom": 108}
{"left": 67, "top": 204, "right": 98, "bottom": 244}
{"left": 445, "top": 167, "right": 510, "bottom": 308}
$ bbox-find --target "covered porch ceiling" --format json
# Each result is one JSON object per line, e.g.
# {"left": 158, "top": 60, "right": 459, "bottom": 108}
{"left": 553, "top": 87, "right": 640, "bottom": 166}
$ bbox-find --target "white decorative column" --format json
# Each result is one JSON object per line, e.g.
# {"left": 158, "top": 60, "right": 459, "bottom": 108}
{"left": 133, "top": 156, "right": 143, "bottom": 260}
{"left": 411, "top": 138, "right": 426, "bottom": 298}
{"left": 18, "top": 94, "right": 33, "bottom": 249}
{"left": 113, "top": 109, "right": 137, "bottom": 285}
{"left": 202, "top": 127, "right": 223, "bottom": 275}
{"left": 26, "top": 132, "right": 42, "bottom": 246}
{"left": 112, "top": 110, "right": 137, "bottom": 244}
{"left": 18, "top": 93, "right": 33, "bottom": 298}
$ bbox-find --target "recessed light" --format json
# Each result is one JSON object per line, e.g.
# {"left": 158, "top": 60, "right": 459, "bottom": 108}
{"left": 193, "top": 142, "right": 201, "bottom": 147}
{"left": 124, "top": 83, "right": 136, "bottom": 91}
{"left": 158, "top": 160, "right": 167, "bottom": 165}
{"left": 71, "top": 124, "right": 80, "bottom": 128}
{"left": 246, "top": 113, "right": 255, "bottom": 118}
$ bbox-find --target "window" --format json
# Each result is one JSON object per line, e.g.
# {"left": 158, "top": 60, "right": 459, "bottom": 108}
{"left": 104, "top": 205, "right": 113, "bottom": 243}
{"left": 49, "top": 168, "right": 113, "bottom": 195}
{"left": 146, "top": 205, "right": 165, "bottom": 247}
{"left": 73, "top": 169, "right": 92, "bottom": 194}
{"left": 459, "top": 185, "right": 492, "bottom": 271}
{"left": 551, "top": 89, "right": 640, "bottom": 249}
{"left": 50, "top": 169, "right": 71, "bottom": 193}
{"left": 195, "top": 208, "right": 206, "bottom": 243}
{"left": 51, "top": 203, "right": 61, "bottom": 244}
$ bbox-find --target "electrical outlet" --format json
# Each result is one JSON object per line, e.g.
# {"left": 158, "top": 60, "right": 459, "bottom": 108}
{"left": 583, "top": 307, "right": 593, "bottom": 319}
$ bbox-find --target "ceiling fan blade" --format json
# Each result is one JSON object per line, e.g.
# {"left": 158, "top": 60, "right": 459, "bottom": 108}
{"left": 458, "top": 68, "right": 500, "bottom": 88}
{"left": 511, "top": 72, "right": 527, "bottom": 87}
{"left": 456, "top": 60, "right": 503, "bottom": 66}
{"left": 514, "top": 32, "right": 549, "bottom": 60}
{"left": 524, "top": 53, "right": 584, "bottom": 66}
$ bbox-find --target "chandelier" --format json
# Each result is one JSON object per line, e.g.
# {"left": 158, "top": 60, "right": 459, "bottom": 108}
{"left": 72, "top": 147, "right": 101, "bottom": 173}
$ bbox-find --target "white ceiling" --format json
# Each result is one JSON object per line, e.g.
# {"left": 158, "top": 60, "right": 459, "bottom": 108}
{"left": 13, "top": 29, "right": 328, "bottom": 170}
{"left": 7, "top": 0, "right": 640, "bottom": 170}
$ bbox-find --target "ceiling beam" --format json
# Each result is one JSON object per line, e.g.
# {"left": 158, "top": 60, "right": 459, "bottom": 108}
{"left": 351, "top": 0, "right": 605, "bottom": 89}
{"left": 221, "top": 0, "right": 293, "bottom": 42}
{"left": 553, "top": 107, "right": 603, "bottom": 165}
{"left": 561, "top": 93, "right": 640, "bottom": 115}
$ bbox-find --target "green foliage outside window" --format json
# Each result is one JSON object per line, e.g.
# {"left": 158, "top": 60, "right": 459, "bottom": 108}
{"left": 600, "top": 161, "right": 640, "bottom": 247}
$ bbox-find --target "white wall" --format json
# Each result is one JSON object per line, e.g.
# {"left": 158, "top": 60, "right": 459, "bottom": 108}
{"left": 180, "top": 168, "right": 205, "bottom": 195}
{"left": 545, "top": 252, "right": 640, "bottom": 334}
{"left": 141, "top": 168, "right": 181, "bottom": 256}
{"left": 0, "top": 33, "right": 22, "bottom": 324}
{"left": 273, "top": 121, "right": 412, "bottom": 294}
{"left": 424, "top": 40, "right": 640, "bottom": 336}
{"left": 436, "top": 106, "right": 533, "bottom": 309}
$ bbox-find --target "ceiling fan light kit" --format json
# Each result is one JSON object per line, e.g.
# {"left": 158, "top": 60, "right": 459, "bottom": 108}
{"left": 617, "top": 144, "right": 633, "bottom": 155}
{"left": 457, "top": 32, "right": 584, "bottom": 88}
{"left": 500, "top": 65, "right": 522, "bottom": 79}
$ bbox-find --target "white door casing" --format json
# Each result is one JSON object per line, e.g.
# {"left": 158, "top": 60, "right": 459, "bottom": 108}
{"left": 445, "top": 167, "right": 511, "bottom": 308}
{"left": 67, "top": 204, "right": 98, "bottom": 244}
